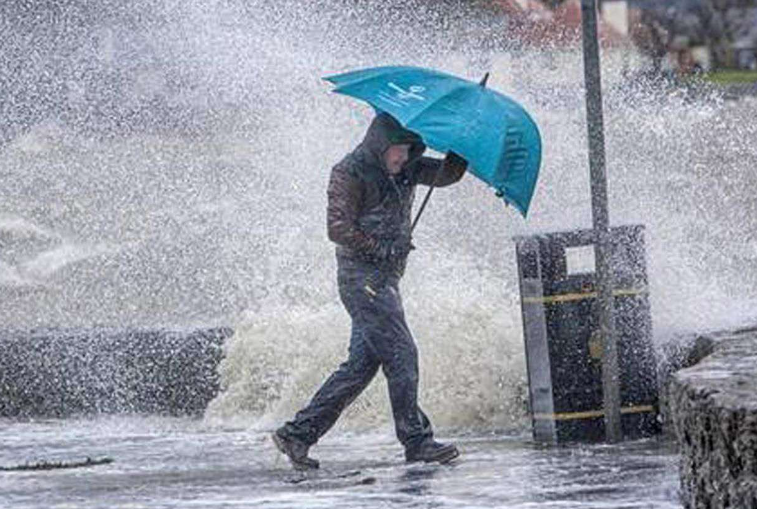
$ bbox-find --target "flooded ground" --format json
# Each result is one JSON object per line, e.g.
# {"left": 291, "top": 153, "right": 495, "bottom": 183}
{"left": 0, "top": 417, "right": 680, "bottom": 508}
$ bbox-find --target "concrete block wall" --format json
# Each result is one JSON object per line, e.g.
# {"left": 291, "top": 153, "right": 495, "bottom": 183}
{"left": 668, "top": 329, "right": 757, "bottom": 508}
{"left": 0, "top": 327, "right": 232, "bottom": 417}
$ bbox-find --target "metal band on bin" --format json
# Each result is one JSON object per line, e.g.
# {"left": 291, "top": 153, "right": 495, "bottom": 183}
{"left": 533, "top": 405, "right": 656, "bottom": 421}
{"left": 522, "top": 288, "right": 648, "bottom": 305}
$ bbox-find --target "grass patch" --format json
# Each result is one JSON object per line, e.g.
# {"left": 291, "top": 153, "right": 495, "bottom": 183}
{"left": 704, "top": 70, "right": 757, "bottom": 85}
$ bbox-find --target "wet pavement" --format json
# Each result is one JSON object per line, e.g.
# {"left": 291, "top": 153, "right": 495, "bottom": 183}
{"left": 0, "top": 417, "right": 681, "bottom": 508}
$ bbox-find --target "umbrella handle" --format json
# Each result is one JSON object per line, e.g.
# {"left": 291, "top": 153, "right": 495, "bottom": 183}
{"left": 411, "top": 184, "right": 435, "bottom": 233}
{"left": 412, "top": 150, "right": 465, "bottom": 232}
{"left": 412, "top": 153, "right": 453, "bottom": 233}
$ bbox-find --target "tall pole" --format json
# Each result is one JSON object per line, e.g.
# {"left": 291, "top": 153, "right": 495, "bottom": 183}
{"left": 580, "top": 0, "right": 622, "bottom": 443}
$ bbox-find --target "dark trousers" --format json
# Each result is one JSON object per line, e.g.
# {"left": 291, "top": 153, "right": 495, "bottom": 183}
{"left": 281, "top": 255, "right": 433, "bottom": 449}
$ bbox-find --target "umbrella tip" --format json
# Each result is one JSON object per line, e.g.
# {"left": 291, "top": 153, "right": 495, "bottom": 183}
{"left": 479, "top": 73, "right": 490, "bottom": 87}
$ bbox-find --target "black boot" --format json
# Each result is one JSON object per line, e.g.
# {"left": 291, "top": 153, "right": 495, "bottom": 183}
{"left": 272, "top": 428, "right": 320, "bottom": 470}
{"left": 405, "top": 439, "right": 459, "bottom": 464}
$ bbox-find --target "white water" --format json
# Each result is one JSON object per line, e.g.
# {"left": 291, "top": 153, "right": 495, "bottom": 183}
{"left": 2, "top": 0, "right": 757, "bottom": 435}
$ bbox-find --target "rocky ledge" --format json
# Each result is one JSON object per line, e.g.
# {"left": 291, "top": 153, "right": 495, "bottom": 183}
{"left": 668, "top": 327, "right": 757, "bottom": 509}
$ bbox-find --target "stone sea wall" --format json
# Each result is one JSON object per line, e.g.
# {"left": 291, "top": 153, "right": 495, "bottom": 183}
{"left": 0, "top": 327, "right": 232, "bottom": 417}
{"left": 668, "top": 328, "right": 757, "bottom": 509}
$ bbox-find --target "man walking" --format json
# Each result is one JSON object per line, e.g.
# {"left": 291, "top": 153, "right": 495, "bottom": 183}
{"left": 273, "top": 112, "right": 467, "bottom": 469}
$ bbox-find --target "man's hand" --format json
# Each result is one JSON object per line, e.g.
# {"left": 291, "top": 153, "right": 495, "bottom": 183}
{"left": 376, "top": 236, "right": 415, "bottom": 265}
{"left": 365, "top": 236, "right": 414, "bottom": 295}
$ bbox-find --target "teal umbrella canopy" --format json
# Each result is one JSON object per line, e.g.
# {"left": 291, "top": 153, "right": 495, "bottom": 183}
{"left": 324, "top": 65, "right": 542, "bottom": 216}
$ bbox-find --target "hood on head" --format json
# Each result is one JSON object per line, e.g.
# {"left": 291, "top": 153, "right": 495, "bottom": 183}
{"left": 358, "top": 113, "right": 426, "bottom": 171}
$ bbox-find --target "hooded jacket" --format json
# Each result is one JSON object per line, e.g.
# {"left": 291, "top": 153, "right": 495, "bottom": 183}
{"left": 327, "top": 113, "right": 465, "bottom": 268}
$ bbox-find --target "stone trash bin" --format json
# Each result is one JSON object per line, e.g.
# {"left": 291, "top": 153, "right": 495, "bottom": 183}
{"left": 514, "top": 225, "right": 660, "bottom": 443}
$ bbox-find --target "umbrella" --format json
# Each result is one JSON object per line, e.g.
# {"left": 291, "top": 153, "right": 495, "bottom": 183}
{"left": 323, "top": 65, "right": 542, "bottom": 217}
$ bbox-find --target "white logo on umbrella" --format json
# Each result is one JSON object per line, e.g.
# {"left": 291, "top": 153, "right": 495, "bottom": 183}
{"left": 378, "top": 82, "right": 427, "bottom": 107}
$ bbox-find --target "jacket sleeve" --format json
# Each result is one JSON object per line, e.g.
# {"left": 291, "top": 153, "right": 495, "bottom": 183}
{"left": 412, "top": 152, "right": 467, "bottom": 188}
{"left": 327, "top": 162, "right": 380, "bottom": 257}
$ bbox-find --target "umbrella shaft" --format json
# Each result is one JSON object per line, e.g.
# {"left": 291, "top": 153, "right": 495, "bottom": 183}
{"left": 411, "top": 185, "right": 435, "bottom": 233}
